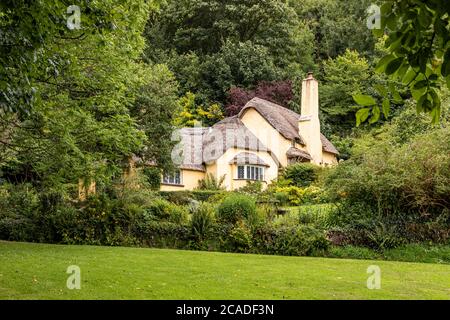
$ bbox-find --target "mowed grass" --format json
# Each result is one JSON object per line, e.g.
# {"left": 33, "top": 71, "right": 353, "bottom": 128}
{"left": 0, "top": 241, "right": 449, "bottom": 300}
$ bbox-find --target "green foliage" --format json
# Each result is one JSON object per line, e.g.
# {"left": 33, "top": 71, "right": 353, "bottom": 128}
{"left": 362, "top": 0, "right": 450, "bottom": 124}
{"left": 0, "top": 0, "right": 155, "bottom": 189}
{"left": 217, "top": 194, "right": 257, "bottom": 224}
{"left": 174, "top": 92, "right": 224, "bottom": 127}
{"left": 236, "top": 181, "right": 263, "bottom": 195}
{"left": 142, "top": 167, "right": 162, "bottom": 191}
{"left": 158, "top": 190, "right": 225, "bottom": 204}
{"left": 200, "top": 41, "right": 281, "bottom": 102}
{"left": 282, "top": 163, "right": 318, "bottom": 187}
{"left": 190, "top": 202, "right": 216, "bottom": 241}
{"left": 228, "top": 221, "right": 254, "bottom": 253}
{"left": 144, "top": 0, "right": 315, "bottom": 104}
{"left": 254, "top": 224, "right": 330, "bottom": 256}
{"left": 321, "top": 50, "right": 372, "bottom": 132}
{"left": 326, "top": 125, "right": 450, "bottom": 248}
{"left": 146, "top": 198, "right": 189, "bottom": 224}
{"left": 196, "top": 173, "right": 226, "bottom": 191}
{"left": 129, "top": 64, "right": 180, "bottom": 171}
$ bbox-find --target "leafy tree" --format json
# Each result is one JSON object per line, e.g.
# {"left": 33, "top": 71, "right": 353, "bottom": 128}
{"left": 225, "top": 81, "right": 294, "bottom": 116}
{"left": 144, "top": 0, "right": 315, "bottom": 104}
{"left": 321, "top": 50, "right": 371, "bottom": 133}
{"left": 0, "top": 1, "right": 153, "bottom": 189}
{"left": 355, "top": 0, "right": 450, "bottom": 125}
{"left": 198, "top": 41, "right": 281, "bottom": 103}
{"left": 129, "top": 64, "right": 180, "bottom": 171}
{"left": 174, "top": 92, "right": 224, "bottom": 127}
{"left": 291, "top": 0, "right": 376, "bottom": 61}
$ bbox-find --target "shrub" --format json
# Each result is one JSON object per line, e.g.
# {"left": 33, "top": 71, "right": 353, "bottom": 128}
{"left": 142, "top": 167, "right": 162, "bottom": 190}
{"left": 0, "top": 183, "right": 40, "bottom": 242}
{"left": 228, "top": 221, "right": 253, "bottom": 253}
{"left": 254, "top": 224, "right": 330, "bottom": 256}
{"left": 146, "top": 198, "right": 189, "bottom": 224}
{"left": 237, "top": 181, "right": 263, "bottom": 195}
{"left": 217, "top": 194, "right": 256, "bottom": 224}
{"left": 136, "top": 220, "right": 190, "bottom": 248}
{"left": 190, "top": 202, "right": 215, "bottom": 241}
{"left": 158, "top": 191, "right": 193, "bottom": 205}
{"left": 158, "top": 190, "right": 223, "bottom": 204}
{"left": 197, "top": 173, "right": 225, "bottom": 190}
{"left": 282, "top": 163, "right": 318, "bottom": 187}
{"left": 326, "top": 126, "right": 450, "bottom": 246}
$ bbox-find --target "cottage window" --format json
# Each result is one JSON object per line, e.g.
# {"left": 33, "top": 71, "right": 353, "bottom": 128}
{"left": 237, "top": 165, "right": 264, "bottom": 181}
{"left": 162, "top": 170, "right": 182, "bottom": 185}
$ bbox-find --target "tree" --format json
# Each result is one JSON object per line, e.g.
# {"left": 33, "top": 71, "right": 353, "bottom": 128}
{"left": 290, "top": 0, "right": 376, "bottom": 61}
{"left": 144, "top": 0, "right": 315, "bottom": 104}
{"left": 174, "top": 92, "right": 224, "bottom": 127}
{"left": 320, "top": 50, "right": 371, "bottom": 133}
{"left": 199, "top": 41, "right": 280, "bottom": 102}
{"left": 355, "top": 0, "right": 450, "bottom": 125}
{"left": 0, "top": 1, "right": 153, "bottom": 189}
{"left": 129, "top": 64, "right": 180, "bottom": 171}
{"left": 225, "top": 81, "right": 294, "bottom": 116}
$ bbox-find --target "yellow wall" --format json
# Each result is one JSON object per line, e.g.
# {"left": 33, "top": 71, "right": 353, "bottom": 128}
{"left": 322, "top": 152, "right": 338, "bottom": 166}
{"left": 211, "top": 148, "right": 278, "bottom": 190}
{"left": 240, "top": 108, "right": 292, "bottom": 167}
{"left": 160, "top": 169, "right": 205, "bottom": 191}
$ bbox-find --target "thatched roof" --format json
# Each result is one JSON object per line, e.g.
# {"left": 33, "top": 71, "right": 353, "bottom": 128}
{"left": 229, "top": 152, "right": 270, "bottom": 167}
{"left": 202, "top": 116, "right": 268, "bottom": 163}
{"left": 286, "top": 147, "right": 312, "bottom": 160}
{"left": 239, "top": 97, "right": 339, "bottom": 155}
{"left": 171, "top": 117, "right": 279, "bottom": 170}
{"left": 239, "top": 97, "right": 306, "bottom": 143}
{"left": 320, "top": 134, "right": 339, "bottom": 155}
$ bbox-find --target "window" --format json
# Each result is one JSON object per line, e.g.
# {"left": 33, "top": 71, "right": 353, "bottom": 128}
{"left": 236, "top": 165, "right": 264, "bottom": 181}
{"left": 162, "top": 170, "right": 182, "bottom": 185}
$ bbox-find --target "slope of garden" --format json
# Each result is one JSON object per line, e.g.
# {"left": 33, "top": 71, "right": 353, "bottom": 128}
{"left": 1, "top": 241, "right": 449, "bottom": 300}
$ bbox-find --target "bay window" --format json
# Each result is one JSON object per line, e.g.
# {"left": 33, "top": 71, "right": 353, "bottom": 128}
{"left": 237, "top": 165, "right": 264, "bottom": 181}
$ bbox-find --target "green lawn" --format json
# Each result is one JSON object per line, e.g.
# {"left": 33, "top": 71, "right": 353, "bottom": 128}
{"left": 0, "top": 241, "right": 449, "bottom": 300}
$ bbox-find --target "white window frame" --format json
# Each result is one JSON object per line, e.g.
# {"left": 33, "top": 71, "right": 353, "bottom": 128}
{"left": 236, "top": 165, "right": 265, "bottom": 181}
{"left": 162, "top": 170, "right": 182, "bottom": 185}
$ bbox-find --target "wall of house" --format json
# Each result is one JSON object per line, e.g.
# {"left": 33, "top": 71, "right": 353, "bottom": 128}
{"left": 212, "top": 147, "right": 279, "bottom": 190}
{"left": 240, "top": 108, "right": 292, "bottom": 167}
{"left": 160, "top": 169, "right": 205, "bottom": 191}
{"left": 322, "top": 152, "right": 338, "bottom": 166}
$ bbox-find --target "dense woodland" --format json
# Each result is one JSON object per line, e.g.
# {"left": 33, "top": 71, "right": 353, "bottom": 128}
{"left": 0, "top": 1, "right": 449, "bottom": 255}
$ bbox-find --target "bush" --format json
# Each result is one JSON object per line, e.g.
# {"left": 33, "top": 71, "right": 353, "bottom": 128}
{"left": 228, "top": 221, "right": 253, "bottom": 253}
{"left": 197, "top": 173, "right": 226, "bottom": 190}
{"left": 217, "top": 194, "right": 256, "bottom": 224}
{"left": 142, "top": 167, "right": 162, "bottom": 190}
{"left": 158, "top": 190, "right": 223, "bottom": 204}
{"left": 0, "top": 184, "right": 40, "bottom": 242}
{"left": 326, "top": 126, "right": 450, "bottom": 246}
{"left": 190, "top": 202, "right": 215, "bottom": 241}
{"left": 254, "top": 224, "right": 330, "bottom": 256}
{"left": 146, "top": 198, "right": 189, "bottom": 224}
{"left": 282, "top": 163, "right": 318, "bottom": 187}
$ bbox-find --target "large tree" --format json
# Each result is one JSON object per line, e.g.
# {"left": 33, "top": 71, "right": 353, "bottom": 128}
{"left": 0, "top": 1, "right": 176, "bottom": 188}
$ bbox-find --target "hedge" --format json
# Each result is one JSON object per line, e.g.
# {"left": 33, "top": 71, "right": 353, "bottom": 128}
{"left": 158, "top": 190, "right": 223, "bottom": 204}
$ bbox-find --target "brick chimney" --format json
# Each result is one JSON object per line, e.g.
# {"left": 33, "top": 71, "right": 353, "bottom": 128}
{"left": 299, "top": 72, "right": 323, "bottom": 164}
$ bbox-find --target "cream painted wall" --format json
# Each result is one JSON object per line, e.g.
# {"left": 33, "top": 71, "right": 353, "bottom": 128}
{"left": 240, "top": 108, "right": 293, "bottom": 167}
{"left": 160, "top": 169, "right": 205, "bottom": 191}
{"left": 212, "top": 147, "right": 278, "bottom": 190}
{"left": 322, "top": 152, "right": 338, "bottom": 166}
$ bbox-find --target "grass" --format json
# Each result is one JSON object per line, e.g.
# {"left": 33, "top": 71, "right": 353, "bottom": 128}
{"left": 1, "top": 241, "right": 449, "bottom": 300}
